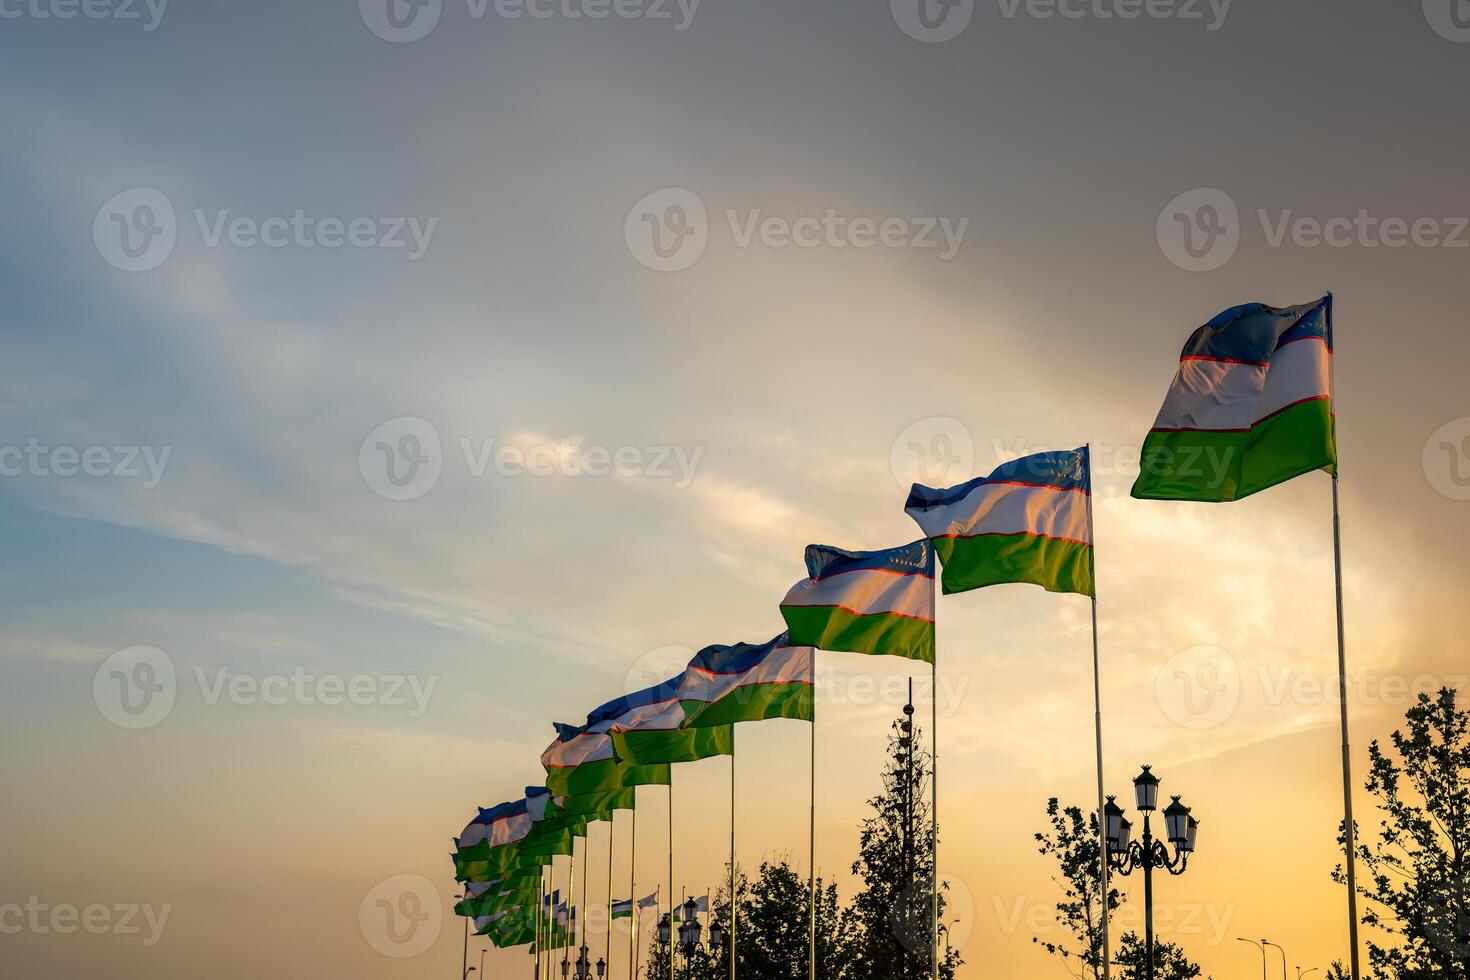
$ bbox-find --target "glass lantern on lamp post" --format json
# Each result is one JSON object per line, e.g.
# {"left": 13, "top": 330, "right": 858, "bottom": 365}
{"left": 1106, "top": 766, "right": 1199, "bottom": 980}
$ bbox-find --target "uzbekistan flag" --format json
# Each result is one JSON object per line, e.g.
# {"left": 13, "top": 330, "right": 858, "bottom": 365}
{"left": 779, "top": 540, "right": 936, "bottom": 663}
{"left": 541, "top": 716, "right": 670, "bottom": 797}
{"left": 611, "top": 898, "right": 634, "bottom": 920}
{"left": 905, "top": 447, "right": 1093, "bottom": 597}
{"left": 457, "top": 798, "right": 533, "bottom": 851}
{"left": 604, "top": 677, "right": 734, "bottom": 767}
{"left": 680, "top": 634, "right": 815, "bottom": 727}
{"left": 549, "top": 787, "right": 636, "bottom": 821}
{"left": 1132, "top": 296, "right": 1336, "bottom": 502}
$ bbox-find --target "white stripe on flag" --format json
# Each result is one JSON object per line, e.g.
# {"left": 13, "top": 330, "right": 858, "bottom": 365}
{"left": 906, "top": 480, "right": 1091, "bottom": 544}
{"left": 1152, "top": 338, "right": 1330, "bottom": 432}
{"left": 679, "top": 645, "right": 814, "bottom": 705}
{"left": 780, "top": 569, "right": 934, "bottom": 620}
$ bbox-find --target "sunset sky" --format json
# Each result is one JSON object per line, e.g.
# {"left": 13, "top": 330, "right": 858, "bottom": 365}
{"left": 3, "top": 2, "right": 1470, "bottom": 978}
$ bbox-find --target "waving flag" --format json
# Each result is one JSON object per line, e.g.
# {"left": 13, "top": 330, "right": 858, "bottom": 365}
{"left": 550, "top": 787, "right": 636, "bottom": 821}
{"left": 457, "top": 798, "right": 533, "bottom": 851}
{"left": 541, "top": 717, "right": 670, "bottom": 797}
{"left": 1132, "top": 296, "right": 1335, "bottom": 501}
{"left": 611, "top": 898, "right": 635, "bottom": 920}
{"left": 604, "top": 676, "right": 734, "bottom": 767}
{"left": 681, "top": 634, "right": 815, "bottom": 727}
{"left": 906, "top": 448, "right": 1093, "bottom": 597}
{"left": 457, "top": 880, "right": 540, "bottom": 918}
{"left": 780, "top": 540, "right": 935, "bottom": 662}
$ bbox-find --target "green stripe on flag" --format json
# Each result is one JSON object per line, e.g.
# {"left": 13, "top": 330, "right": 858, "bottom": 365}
{"left": 551, "top": 788, "right": 636, "bottom": 821}
{"left": 1131, "top": 398, "right": 1336, "bottom": 502}
{"left": 931, "top": 533, "right": 1094, "bottom": 597}
{"left": 681, "top": 682, "right": 813, "bottom": 728}
{"left": 611, "top": 724, "right": 733, "bottom": 766}
{"left": 780, "top": 605, "right": 934, "bottom": 663}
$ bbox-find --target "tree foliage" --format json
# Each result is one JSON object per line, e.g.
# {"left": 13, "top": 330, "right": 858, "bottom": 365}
{"left": 638, "top": 705, "right": 963, "bottom": 980}
{"left": 1334, "top": 687, "right": 1470, "bottom": 979}
{"left": 1034, "top": 798, "right": 1209, "bottom": 979}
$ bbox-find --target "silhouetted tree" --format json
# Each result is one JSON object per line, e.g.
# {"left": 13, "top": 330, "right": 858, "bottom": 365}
{"left": 848, "top": 707, "right": 962, "bottom": 980}
{"left": 1334, "top": 686, "right": 1470, "bottom": 979}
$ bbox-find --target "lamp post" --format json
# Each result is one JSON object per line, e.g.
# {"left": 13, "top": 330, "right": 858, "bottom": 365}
{"left": 1237, "top": 938, "right": 1267, "bottom": 980}
{"left": 1106, "top": 766, "right": 1198, "bottom": 980}
{"left": 595, "top": 957, "right": 606, "bottom": 979}
{"left": 677, "top": 897, "right": 702, "bottom": 969}
{"left": 1264, "top": 940, "right": 1287, "bottom": 980}
{"left": 576, "top": 943, "right": 592, "bottom": 980}
{"left": 1297, "top": 968, "right": 1320, "bottom": 980}
{"left": 657, "top": 913, "right": 672, "bottom": 980}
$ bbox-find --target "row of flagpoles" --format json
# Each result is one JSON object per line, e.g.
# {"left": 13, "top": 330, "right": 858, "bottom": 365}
{"left": 451, "top": 294, "right": 1361, "bottom": 980}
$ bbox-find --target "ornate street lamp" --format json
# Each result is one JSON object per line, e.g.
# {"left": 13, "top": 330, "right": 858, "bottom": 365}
{"left": 708, "top": 917, "right": 726, "bottom": 949}
{"left": 1108, "top": 766, "right": 1198, "bottom": 980}
{"left": 576, "top": 945, "right": 591, "bottom": 980}
{"left": 595, "top": 957, "right": 606, "bottom": 979}
{"left": 657, "top": 913, "right": 672, "bottom": 946}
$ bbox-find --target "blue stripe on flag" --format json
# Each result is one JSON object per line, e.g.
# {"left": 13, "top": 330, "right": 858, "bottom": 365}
{"left": 586, "top": 677, "right": 684, "bottom": 725}
{"left": 906, "top": 448, "right": 1089, "bottom": 510}
{"left": 475, "top": 799, "right": 529, "bottom": 824}
{"left": 802, "top": 540, "right": 933, "bottom": 580}
{"left": 687, "top": 634, "right": 787, "bottom": 675}
{"left": 1179, "top": 296, "right": 1331, "bottom": 363}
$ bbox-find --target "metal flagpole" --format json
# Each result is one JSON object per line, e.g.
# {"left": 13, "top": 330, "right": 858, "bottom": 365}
{"left": 462, "top": 892, "right": 470, "bottom": 980}
{"left": 582, "top": 830, "right": 590, "bottom": 967}
{"left": 1085, "top": 444, "right": 1111, "bottom": 980}
{"left": 931, "top": 657, "right": 940, "bottom": 980}
{"left": 669, "top": 778, "right": 676, "bottom": 980}
{"left": 570, "top": 841, "right": 578, "bottom": 972}
{"left": 808, "top": 695, "right": 817, "bottom": 980}
{"left": 630, "top": 801, "right": 638, "bottom": 980}
{"left": 730, "top": 728, "right": 738, "bottom": 980}
{"left": 607, "top": 819, "right": 615, "bottom": 980}
{"left": 1328, "top": 292, "right": 1362, "bottom": 980}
